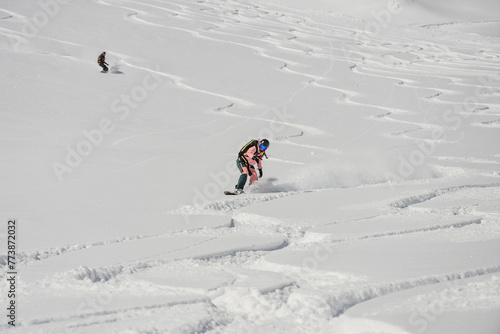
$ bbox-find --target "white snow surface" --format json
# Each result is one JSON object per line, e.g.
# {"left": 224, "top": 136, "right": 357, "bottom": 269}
{"left": 0, "top": 0, "right": 499, "bottom": 333}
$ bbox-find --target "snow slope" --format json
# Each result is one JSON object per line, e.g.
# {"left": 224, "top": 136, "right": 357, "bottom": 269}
{"left": 0, "top": 0, "right": 499, "bottom": 333}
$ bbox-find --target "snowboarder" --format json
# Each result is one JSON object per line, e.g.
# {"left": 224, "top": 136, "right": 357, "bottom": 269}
{"left": 231, "top": 139, "right": 269, "bottom": 194}
{"left": 97, "top": 52, "right": 109, "bottom": 72}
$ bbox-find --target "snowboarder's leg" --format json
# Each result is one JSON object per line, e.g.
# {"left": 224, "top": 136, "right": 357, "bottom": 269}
{"left": 236, "top": 159, "right": 244, "bottom": 174}
{"left": 236, "top": 174, "right": 247, "bottom": 190}
{"left": 235, "top": 159, "right": 248, "bottom": 191}
{"left": 248, "top": 166, "right": 258, "bottom": 185}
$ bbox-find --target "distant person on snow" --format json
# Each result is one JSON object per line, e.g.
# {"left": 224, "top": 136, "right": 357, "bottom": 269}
{"left": 97, "top": 52, "right": 109, "bottom": 72}
{"left": 234, "top": 139, "right": 270, "bottom": 194}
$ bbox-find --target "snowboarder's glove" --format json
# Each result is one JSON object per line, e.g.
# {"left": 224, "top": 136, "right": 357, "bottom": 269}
{"left": 259, "top": 169, "right": 263, "bottom": 178}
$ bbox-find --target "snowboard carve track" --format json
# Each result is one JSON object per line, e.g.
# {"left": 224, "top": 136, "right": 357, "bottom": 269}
{"left": 1, "top": 217, "right": 233, "bottom": 267}
{"left": 391, "top": 183, "right": 500, "bottom": 209}
{"left": 175, "top": 190, "right": 302, "bottom": 214}
{"left": 28, "top": 298, "right": 216, "bottom": 332}
{"left": 327, "top": 265, "right": 500, "bottom": 318}
{"left": 2, "top": 0, "right": 499, "bottom": 332}
{"left": 312, "top": 217, "right": 483, "bottom": 245}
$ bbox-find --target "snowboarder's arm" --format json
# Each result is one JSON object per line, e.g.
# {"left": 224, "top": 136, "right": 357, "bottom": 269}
{"left": 255, "top": 155, "right": 263, "bottom": 169}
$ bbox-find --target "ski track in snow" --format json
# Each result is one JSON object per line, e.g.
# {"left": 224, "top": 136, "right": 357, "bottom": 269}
{"left": 8, "top": 181, "right": 499, "bottom": 332}
{"left": 1, "top": 0, "right": 499, "bottom": 332}
{"left": 390, "top": 183, "right": 500, "bottom": 209}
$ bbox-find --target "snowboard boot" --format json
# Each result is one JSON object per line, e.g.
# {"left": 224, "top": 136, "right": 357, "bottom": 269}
{"left": 235, "top": 174, "right": 247, "bottom": 193}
